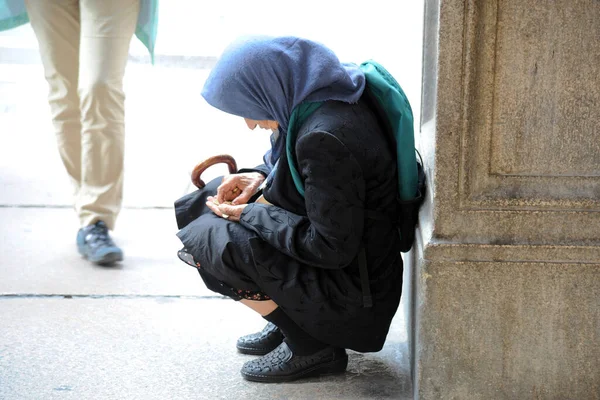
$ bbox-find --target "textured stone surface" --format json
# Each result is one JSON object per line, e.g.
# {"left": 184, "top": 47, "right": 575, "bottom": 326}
{"left": 413, "top": 0, "right": 600, "bottom": 398}
{"left": 411, "top": 241, "right": 600, "bottom": 399}
{"left": 0, "top": 207, "right": 212, "bottom": 297}
{"left": 0, "top": 298, "right": 411, "bottom": 400}
{"left": 420, "top": 0, "right": 600, "bottom": 245}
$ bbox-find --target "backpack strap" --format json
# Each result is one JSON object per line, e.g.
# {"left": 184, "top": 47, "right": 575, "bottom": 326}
{"left": 286, "top": 102, "right": 324, "bottom": 197}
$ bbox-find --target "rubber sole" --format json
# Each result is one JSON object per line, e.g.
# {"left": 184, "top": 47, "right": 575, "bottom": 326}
{"left": 241, "top": 355, "right": 348, "bottom": 383}
{"left": 78, "top": 245, "right": 123, "bottom": 266}
{"left": 90, "top": 251, "right": 123, "bottom": 265}
{"left": 236, "top": 344, "right": 281, "bottom": 356}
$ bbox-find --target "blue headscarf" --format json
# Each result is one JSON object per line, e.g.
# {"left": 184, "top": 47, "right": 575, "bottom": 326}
{"left": 201, "top": 36, "right": 366, "bottom": 169}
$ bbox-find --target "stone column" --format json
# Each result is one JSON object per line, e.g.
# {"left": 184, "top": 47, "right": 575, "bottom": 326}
{"left": 410, "top": 0, "right": 600, "bottom": 398}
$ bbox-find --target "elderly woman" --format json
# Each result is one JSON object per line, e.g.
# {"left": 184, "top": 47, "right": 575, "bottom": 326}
{"left": 174, "top": 36, "right": 403, "bottom": 383}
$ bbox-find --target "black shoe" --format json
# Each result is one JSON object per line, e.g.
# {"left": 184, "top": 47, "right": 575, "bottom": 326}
{"left": 236, "top": 322, "right": 284, "bottom": 355}
{"left": 240, "top": 342, "right": 348, "bottom": 383}
{"left": 76, "top": 221, "right": 123, "bottom": 265}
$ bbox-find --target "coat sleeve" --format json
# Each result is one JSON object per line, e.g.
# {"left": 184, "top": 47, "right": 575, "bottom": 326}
{"left": 239, "top": 131, "right": 365, "bottom": 269}
{"left": 238, "top": 164, "right": 271, "bottom": 178}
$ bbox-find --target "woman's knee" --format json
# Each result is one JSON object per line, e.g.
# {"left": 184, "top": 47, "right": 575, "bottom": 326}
{"left": 78, "top": 79, "right": 125, "bottom": 115}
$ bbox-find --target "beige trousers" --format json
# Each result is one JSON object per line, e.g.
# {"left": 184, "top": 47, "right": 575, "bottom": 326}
{"left": 24, "top": 0, "right": 140, "bottom": 230}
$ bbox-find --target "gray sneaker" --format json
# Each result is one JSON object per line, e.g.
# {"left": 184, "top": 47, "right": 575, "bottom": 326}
{"left": 76, "top": 221, "right": 123, "bottom": 265}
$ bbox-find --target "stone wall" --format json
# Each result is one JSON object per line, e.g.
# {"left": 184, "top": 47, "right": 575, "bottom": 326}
{"left": 411, "top": 0, "right": 600, "bottom": 398}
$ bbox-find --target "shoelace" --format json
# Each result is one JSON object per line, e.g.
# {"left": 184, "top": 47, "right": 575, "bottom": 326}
{"left": 87, "top": 224, "right": 114, "bottom": 246}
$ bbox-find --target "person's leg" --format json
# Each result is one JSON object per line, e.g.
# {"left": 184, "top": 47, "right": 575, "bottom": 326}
{"left": 77, "top": 0, "right": 139, "bottom": 230}
{"left": 187, "top": 253, "right": 325, "bottom": 356}
{"left": 178, "top": 238, "right": 347, "bottom": 382}
{"left": 177, "top": 247, "right": 285, "bottom": 355}
{"left": 189, "top": 245, "right": 330, "bottom": 356}
{"left": 240, "top": 299, "right": 348, "bottom": 383}
{"left": 239, "top": 299, "right": 278, "bottom": 316}
{"left": 241, "top": 300, "right": 328, "bottom": 356}
{"left": 24, "top": 0, "right": 82, "bottom": 193}
{"left": 73, "top": 0, "right": 139, "bottom": 265}
{"left": 235, "top": 299, "right": 283, "bottom": 355}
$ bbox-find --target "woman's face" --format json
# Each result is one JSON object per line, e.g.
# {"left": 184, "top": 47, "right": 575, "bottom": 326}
{"left": 244, "top": 118, "right": 279, "bottom": 131}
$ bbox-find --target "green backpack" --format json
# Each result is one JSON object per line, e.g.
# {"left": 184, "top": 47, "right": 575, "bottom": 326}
{"left": 286, "top": 60, "right": 426, "bottom": 253}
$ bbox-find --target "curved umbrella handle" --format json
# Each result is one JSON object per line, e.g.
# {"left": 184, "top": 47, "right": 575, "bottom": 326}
{"left": 191, "top": 154, "right": 238, "bottom": 189}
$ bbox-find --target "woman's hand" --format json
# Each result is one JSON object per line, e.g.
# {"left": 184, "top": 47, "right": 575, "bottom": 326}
{"left": 206, "top": 196, "right": 248, "bottom": 222}
{"left": 216, "top": 172, "right": 265, "bottom": 205}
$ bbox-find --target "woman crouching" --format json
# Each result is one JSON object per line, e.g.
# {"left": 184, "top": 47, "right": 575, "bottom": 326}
{"left": 174, "top": 36, "right": 403, "bottom": 383}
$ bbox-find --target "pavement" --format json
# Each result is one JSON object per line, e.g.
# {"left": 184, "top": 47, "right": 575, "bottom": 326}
{"left": 0, "top": 2, "right": 422, "bottom": 398}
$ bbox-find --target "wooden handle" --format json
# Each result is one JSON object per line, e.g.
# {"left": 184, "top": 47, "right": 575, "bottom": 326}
{"left": 191, "top": 154, "right": 238, "bottom": 189}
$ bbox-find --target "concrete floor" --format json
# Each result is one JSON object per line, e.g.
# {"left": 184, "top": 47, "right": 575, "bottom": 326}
{"left": 0, "top": 296, "right": 411, "bottom": 400}
{"left": 0, "top": 207, "right": 412, "bottom": 400}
